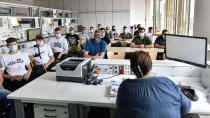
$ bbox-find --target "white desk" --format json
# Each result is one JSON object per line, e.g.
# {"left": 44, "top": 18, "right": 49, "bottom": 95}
{"left": 108, "top": 47, "right": 164, "bottom": 53}
{"left": 8, "top": 72, "right": 210, "bottom": 118}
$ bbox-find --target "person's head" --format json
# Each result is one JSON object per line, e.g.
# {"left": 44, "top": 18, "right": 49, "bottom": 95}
{"left": 94, "top": 30, "right": 102, "bottom": 44}
{"left": 82, "top": 27, "right": 86, "bottom": 34}
{"left": 137, "top": 24, "right": 141, "bottom": 28}
{"left": 130, "top": 26, "right": 134, "bottom": 30}
{"left": 90, "top": 26, "right": 94, "bottom": 33}
{"left": 148, "top": 27, "right": 153, "bottom": 33}
{"left": 106, "top": 27, "right": 110, "bottom": 32}
{"left": 55, "top": 28, "right": 61, "bottom": 38}
{"left": 162, "top": 29, "right": 168, "bottom": 40}
{"left": 123, "top": 26, "right": 128, "bottom": 33}
{"left": 162, "top": 29, "right": 168, "bottom": 35}
{"left": 130, "top": 51, "right": 152, "bottom": 78}
{"left": 6, "top": 37, "right": 18, "bottom": 52}
{"left": 112, "top": 26, "right": 116, "bottom": 31}
{"left": 36, "top": 34, "right": 45, "bottom": 46}
{"left": 100, "top": 28, "right": 106, "bottom": 38}
{"left": 98, "top": 24, "right": 102, "bottom": 29}
{"left": 139, "top": 27, "right": 145, "bottom": 38}
{"left": 69, "top": 27, "right": 74, "bottom": 34}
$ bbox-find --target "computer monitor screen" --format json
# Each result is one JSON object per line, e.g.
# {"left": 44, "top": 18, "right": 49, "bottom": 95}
{"left": 166, "top": 34, "right": 207, "bottom": 68}
{"left": 27, "top": 28, "right": 41, "bottom": 41}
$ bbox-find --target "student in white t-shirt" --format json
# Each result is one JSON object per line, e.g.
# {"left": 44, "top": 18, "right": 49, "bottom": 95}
{"left": 48, "top": 28, "right": 68, "bottom": 61}
{"left": 0, "top": 38, "right": 32, "bottom": 91}
{"left": 28, "top": 34, "right": 55, "bottom": 78}
{"left": 79, "top": 27, "right": 90, "bottom": 47}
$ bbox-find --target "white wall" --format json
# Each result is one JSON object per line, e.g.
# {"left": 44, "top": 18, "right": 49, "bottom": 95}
{"left": 34, "top": 0, "right": 130, "bottom": 32}
{"left": 130, "top": 0, "right": 145, "bottom": 27}
{"left": 193, "top": 0, "right": 210, "bottom": 60}
{"left": 0, "top": 0, "right": 33, "bottom": 5}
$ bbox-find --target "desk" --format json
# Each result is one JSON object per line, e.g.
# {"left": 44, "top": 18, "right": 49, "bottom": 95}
{"left": 7, "top": 71, "right": 210, "bottom": 118}
{"left": 108, "top": 47, "right": 164, "bottom": 53}
{"left": 111, "top": 39, "right": 133, "bottom": 44}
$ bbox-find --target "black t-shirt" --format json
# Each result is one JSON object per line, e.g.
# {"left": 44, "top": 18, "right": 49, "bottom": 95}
{"left": 155, "top": 35, "right": 166, "bottom": 47}
{"left": 102, "top": 34, "right": 111, "bottom": 45}
{"left": 134, "top": 30, "right": 139, "bottom": 36}
{"left": 65, "top": 33, "right": 80, "bottom": 45}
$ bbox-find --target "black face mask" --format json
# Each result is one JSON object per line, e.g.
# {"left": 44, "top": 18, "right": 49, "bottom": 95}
{"left": 94, "top": 34, "right": 101, "bottom": 44}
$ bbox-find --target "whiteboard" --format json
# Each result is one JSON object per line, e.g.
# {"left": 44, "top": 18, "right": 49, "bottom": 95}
{"left": 166, "top": 34, "right": 207, "bottom": 68}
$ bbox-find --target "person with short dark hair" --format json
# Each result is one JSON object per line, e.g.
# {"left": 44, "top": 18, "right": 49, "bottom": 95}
{"left": 105, "top": 27, "right": 113, "bottom": 39}
{"left": 89, "top": 26, "right": 95, "bottom": 40}
{"left": 79, "top": 27, "right": 90, "bottom": 48}
{"left": 154, "top": 29, "right": 168, "bottom": 60}
{"left": 97, "top": 24, "right": 102, "bottom": 30}
{"left": 83, "top": 30, "right": 107, "bottom": 59}
{"left": 65, "top": 27, "right": 82, "bottom": 57}
{"left": 48, "top": 28, "right": 68, "bottom": 61}
{"left": 111, "top": 26, "right": 118, "bottom": 36}
{"left": 134, "top": 26, "right": 143, "bottom": 37}
{"left": 130, "top": 27, "right": 153, "bottom": 48}
{"left": 119, "top": 26, "right": 133, "bottom": 39}
{"left": 0, "top": 38, "right": 32, "bottom": 91}
{"left": 100, "top": 28, "right": 111, "bottom": 48}
{"left": 27, "top": 34, "right": 55, "bottom": 78}
{"left": 117, "top": 51, "right": 191, "bottom": 118}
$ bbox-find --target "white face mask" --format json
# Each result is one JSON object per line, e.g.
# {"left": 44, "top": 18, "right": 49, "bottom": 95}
{"left": 124, "top": 29, "right": 128, "bottom": 33}
{"left": 90, "top": 30, "right": 94, "bottom": 33}
{"left": 139, "top": 33, "right": 144, "bottom": 37}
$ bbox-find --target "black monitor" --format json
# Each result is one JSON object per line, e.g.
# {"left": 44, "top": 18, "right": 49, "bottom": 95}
{"left": 166, "top": 34, "right": 207, "bottom": 68}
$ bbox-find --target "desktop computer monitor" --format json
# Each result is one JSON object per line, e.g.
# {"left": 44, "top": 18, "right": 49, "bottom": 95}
{"left": 166, "top": 34, "right": 207, "bottom": 68}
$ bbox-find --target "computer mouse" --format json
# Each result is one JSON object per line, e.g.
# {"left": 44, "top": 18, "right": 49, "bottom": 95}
{"left": 181, "top": 88, "right": 199, "bottom": 102}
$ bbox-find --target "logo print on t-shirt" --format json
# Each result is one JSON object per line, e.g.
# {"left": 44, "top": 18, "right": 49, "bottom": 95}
{"left": 69, "top": 36, "right": 76, "bottom": 45}
{"left": 17, "top": 58, "right": 24, "bottom": 63}
{"left": 7, "top": 58, "right": 24, "bottom": 66}
{"left": 53, "top": 42, "right": 62, "bottom": 48}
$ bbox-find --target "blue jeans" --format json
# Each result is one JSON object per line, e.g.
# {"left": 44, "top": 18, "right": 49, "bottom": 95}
{"left": 0, "top": 87, "right": 16, "bottom": 118}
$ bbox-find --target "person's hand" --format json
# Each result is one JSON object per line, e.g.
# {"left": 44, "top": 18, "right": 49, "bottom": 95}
{"left": 77, "top": 45, "right": 81, "bottom": 49}
{"left": 12, "top": 75, "right": 23, "bottom": 81}
{"left": 57, "top": 53, "right": 62, "bottom": 60}
{"left": 140, "top": 44, "right": 144, "bottom": 48}
{"left": 43, "top": 64, "right": 49, "bottom": 70}
{"left": 23, "top": 73, "right": 30, "bottom": 81}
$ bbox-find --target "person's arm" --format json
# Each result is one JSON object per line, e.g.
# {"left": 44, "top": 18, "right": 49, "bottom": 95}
{"left": 83, "top": 51, "right": 105, "bottom": 59}
{"left": 43, "top": 56, "right": 54, "bottom": 69}
{"left": 107, "top": 43, "right": 111, "bottom": 48}
{"left": 0, "top": 71, "right": 3, "bottom": 87}
{"left": 57, "top": 39, "right": 68, "bottom": 60}
{"left": 145, "top": 44, "right": 154, "bottom": 48}
{"left": 154, "top": 44, "right": 165, "bottom": 49}
{"left": 130, "top": 38, "right": 144, "bottom": 48}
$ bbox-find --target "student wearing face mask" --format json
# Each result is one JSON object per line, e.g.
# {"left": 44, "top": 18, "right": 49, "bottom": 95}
{"left": 119, "top": 26, "right": 133, "bottom": 39}
{"left": 146, "top": 27, "right": 156, "bottom": 43}
{"left": 100, "top": 28, "right": 111, "bottom": 48}
{"left": 65, "top": 27, "right": 82, "bottom": 57}
{"left": 0, "top": 38, "right": 32, "bottom": 92}
{"left": 48, "top": 28, "right": 68, "bottom": 61}
{"left": 83, "top": 30, "right": 107, "bottom": 59}
{"left": 27, "top": 35, "right": 55, "bottom": 78}
{"left": 79, "top": 27, "right": 90, "bottom": 47}
{"left": 89, "top": 26, "right": 95, "bottom": 40}
{"left": 154, "top": 29, "right": 168, "bottom": 60}
{"left": 97, "top": 24, "right": 102, "bottom": 30}
{"left": 130, "top": 27, "right": 154, "bottom": 48}
{"left": 111, "top": 26, "right": 118, "bottom": 37}
{"left": 105, "top": 27, "right": 113, "bottom": 39}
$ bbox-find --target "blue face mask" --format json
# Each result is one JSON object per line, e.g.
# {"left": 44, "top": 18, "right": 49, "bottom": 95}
{"left": 36, "top": 41, "right": 44, "bottom": 46}
{"left": 9, "top": 45, "right": 18, "bottom": 52}
{"left": 55, "top": 33, "right": 61, "bottom": 38}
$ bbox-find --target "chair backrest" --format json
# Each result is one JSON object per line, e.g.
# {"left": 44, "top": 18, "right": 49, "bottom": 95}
{"left": 143, "top": 50, "right": 157, "bottom": 60}
{"left": 107, "top": 51, "right": 125, "bottom": 59}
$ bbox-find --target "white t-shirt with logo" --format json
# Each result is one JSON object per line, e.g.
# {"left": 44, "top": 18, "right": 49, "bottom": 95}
{"left": 0, "top": 51, "right": 30, "bottom": 76}
{"left": 79, "top": 34, "right": 90, "bottom": 44}
{"left": 47, "top": 37, "right": 68, "bottom": 53}
{"left": 27, "top": 44, "right": 53, "bottom": 65}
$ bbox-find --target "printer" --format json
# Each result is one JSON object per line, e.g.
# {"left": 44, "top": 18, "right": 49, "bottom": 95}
{"left": 56, "top": 58, "right": 91, "bottom": 83}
